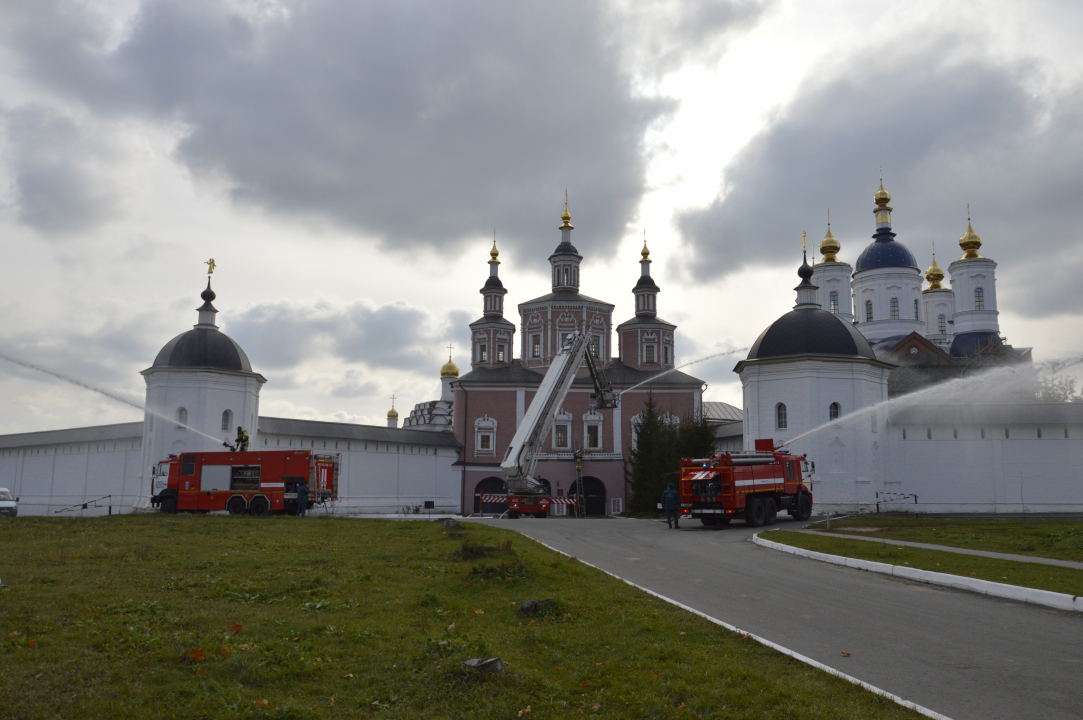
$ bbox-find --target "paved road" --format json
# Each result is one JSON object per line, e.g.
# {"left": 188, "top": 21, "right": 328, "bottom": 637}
{"left": 468, "top": 516, "right": 1083, "bottom": 720}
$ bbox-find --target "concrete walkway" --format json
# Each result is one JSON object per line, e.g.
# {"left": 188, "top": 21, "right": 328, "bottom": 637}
{"left": 796, "top": 530, "right": 1083, "bottom": 570}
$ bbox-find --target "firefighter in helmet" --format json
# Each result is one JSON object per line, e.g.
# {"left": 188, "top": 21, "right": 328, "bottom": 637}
{"left": 235, "top": 426, "right": 250, "bottom": 452}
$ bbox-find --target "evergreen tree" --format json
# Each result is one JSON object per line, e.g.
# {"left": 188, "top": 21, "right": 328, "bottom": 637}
{"left": 626, "top": 395, "right": 717, "bottom": 513}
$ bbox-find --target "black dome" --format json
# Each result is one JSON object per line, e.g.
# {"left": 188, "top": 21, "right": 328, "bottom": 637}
{"left": 482, "top": 275, "right": 505, "bottom": 290}
{"left": 855, "top": 233, "right": 919, "bottom": 272}
{"left": 633, "top": 274, "right": 659, "bottom": 291}
{"left": 747, "top": 308, "right": 877, "bottom": 361}
{"left": 152, "top": 328, "right": 254, "bottom": 372}
{"left": 550, "top": 241, "right": 580, "bottom": 257}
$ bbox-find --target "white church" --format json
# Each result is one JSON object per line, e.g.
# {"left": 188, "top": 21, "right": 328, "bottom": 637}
{"left": 737, "top": 181, "right": 1083, "bottom": 512}
{"left": 0, "top": 279, "right": 463, "bottom": 517}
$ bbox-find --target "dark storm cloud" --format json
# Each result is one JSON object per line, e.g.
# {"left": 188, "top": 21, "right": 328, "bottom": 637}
{"left": 3, "top": 0, "right": 762, "bottom": 258}
{"left": 225, "top": 300, "right": 472, "bottom": 375}
{"left": 676, "top": 39, "right": 1083, "bottom": 317}
{"left": 1, "top": 105, "right": 123, "bottom": 233}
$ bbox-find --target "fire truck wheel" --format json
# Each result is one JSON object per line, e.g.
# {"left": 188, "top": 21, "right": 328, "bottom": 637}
{"left": 763, "top": 498, "right": 778, "bottom": 525}
{"left": 249, "top": 496, "right": 270, "bottom": 517}
{"left": 160, "top": 497, "right": 177, "bottom": 515}
{"left": 794, "top": 493, "right": 813, "bottom": 521}
{"left": 226, "top": 497, "right": 248, "bottom": 516}
{"left": 745, "top": 497, "right": 765, "bottom": 527}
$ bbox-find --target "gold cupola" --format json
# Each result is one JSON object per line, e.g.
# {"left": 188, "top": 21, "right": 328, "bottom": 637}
{"left": 959, "top": 209, "right": 983, "bottom": 259}
{"left": 874, "top": 179, "right": 891, "bottom": 208}
{"left": 386, "top": 406, "right": 399, "bottom": 420}
{"left": 925, "top": 252, "right": 945, "bottom": 290}
{"left": 819, "top": 219, "right": 841, "bottom": 263}
{"left": 641, "top": 238, "right": 651, "bottom": 262}
{"left": 440, "top": 348, "right": 460, "bottom": 379}
{"left": 489, "top": 235, "right": 500, "bottom": 263}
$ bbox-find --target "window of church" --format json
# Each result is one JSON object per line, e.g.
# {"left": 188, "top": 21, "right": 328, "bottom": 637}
{"left": 563, "top": 268, "right": 569, "bottom": 285}
{"left": 479, "top": 344, "right": 487, "bottom": 362}
{"left": 829, "top": 402, "right": 840, "bottom": 420}
{"left": 890, "top": 297, "right": 899, "bottom": 320}
{"left": 914, "top": 299, "right": 920, "bottom": 320}
{"left": 587, "top": 424, "right": 599, "bottom": 449}
{"left": 938, "top": 314, "right": 946, "bottom": 334}
{"left": 975, "top": 287, "right": 985, "bottom": 311}
{"left": 644, "top": 344, "right": 656, "bottom": 363}
{"left": 554, "top": 424, "right": 570, "bottom": 449}
{"left": 866, "top": 301, "right": 873, "bottom": 322}
{"left": 532, "top": 335, "right": 541, "bottom": 358}
{"left": 590, "top": 335, "right": 600, "bottom": 357}
{"left": 221, "top": 410, "right": 232, "bottom": 432}
{"left": 479, "top": 434, "right": 492, "bottom": 450}
{"left": 829, "top": 291, "right": 838, "bottom": 313}
{"left": 775, "top": 403, "right": 787, "bottom": 430}
{"left": 176, "top": 407, "right": 187, "bottom": 430}
{"left": 497, "top": 344, "right": 505, "bottom": 362}
{"left": 663, "top": 345, "right": 670, "bottom": 364}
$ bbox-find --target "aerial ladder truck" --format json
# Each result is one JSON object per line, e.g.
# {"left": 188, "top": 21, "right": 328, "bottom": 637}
{"left": 498, "top": 331, "right": 619, "bottom": 518}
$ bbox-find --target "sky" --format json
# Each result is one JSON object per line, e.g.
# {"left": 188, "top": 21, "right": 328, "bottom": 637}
{"left": 1, "top": 0, "right": 1081, "bottom": 434}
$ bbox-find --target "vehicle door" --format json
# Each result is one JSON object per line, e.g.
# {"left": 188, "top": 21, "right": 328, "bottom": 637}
{"left": 198, "top": 465, "right": 231, "bottom": 511}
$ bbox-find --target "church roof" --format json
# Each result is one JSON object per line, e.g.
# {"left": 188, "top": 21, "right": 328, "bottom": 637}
{"left": 152, "top": 328, "right": 255, "bottom": 373}
{"left": 257, "top": 417, "right": 462, "bottom": 447}
{"left": 456, "top": 359, "right": 703, "bottom": 388}
{"left": 855, "top": 236, "right": 919, "bottom": 272}
{"left": 745, "top": 307, "right": 879, "bottom": 362}
{"left": 615, "top": 315, "right": 676, "bottom": 330}
{"left": 0, "top": 421, "right": 143, "bottom": 449}
{"left": 519, "top": 289, "right": 614, "bottom": 308}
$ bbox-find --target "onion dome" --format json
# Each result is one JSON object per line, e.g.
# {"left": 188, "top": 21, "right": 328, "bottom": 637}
{"left": 560, "top": 197, "right": 572, "bottom": 228}
{"left": 925, "top": 253, "right": 945, "bottom": 290}
{"left": 819, "top": 224, "right": 841, "bottom": 262}
{"left": 640, "top": 239, "right": 651, "bottom": 262}
{"left": 387, "top": 406, "right": 399, "bottom": 420}
{"left": 855, "top": 179, "right": 919, "bottom": 272}
{"left": 489, "top": 237, "right": 500, "bottom": 263}
{"left": 959, "top": 220, "right": 983, "bottom": 259}
{"left": 152, "top": 279, "right": 254, "bottom": 372}
{"left": 440, "top": 351, "right": 460, "bottom": 379}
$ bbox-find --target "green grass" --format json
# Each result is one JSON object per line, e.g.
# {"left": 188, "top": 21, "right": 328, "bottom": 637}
{"left": 813, "top": 515, "right": 1083, "bottom": 563}
{"left": 0, "top": 516, "right": 926, "bottom": 720}
{"left": 767, "top": 529, "right": 1083, "bottom": 597}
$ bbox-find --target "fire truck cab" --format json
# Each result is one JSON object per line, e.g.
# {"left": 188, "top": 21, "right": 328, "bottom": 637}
{"left": 679, "top": 439, "right": 813, "bottom": 527}
{"left": 151, "top": 450, "right": 339, "bottom": 516}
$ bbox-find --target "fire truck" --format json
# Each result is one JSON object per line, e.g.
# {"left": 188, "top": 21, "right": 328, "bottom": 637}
{"left": 679, "top": 439, "right": 814, "bottom": 527}
{"left": 497, "top": 331, "right": 619, "bottom": 518}
{"left": 150, "top": 450, "right": 339, "bottom": 516}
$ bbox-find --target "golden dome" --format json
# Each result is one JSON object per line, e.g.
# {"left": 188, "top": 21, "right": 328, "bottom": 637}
{"left": 386, "top": 406, "right": 399, "bottom": 419}
{"left": 925, "top": 254, "right": 945, "bottom": 290}
{"left": 874, "top": 179, "right": 891, "bottom": 208}
{"left": 560, "top": 190, "right": 572, "bottom": 228}
{"left": 640, "top": 239, "right": 651, "bottom": 262}
{"left": 489, "top": 236, "right": 500, "bottom": 263}
{"left": 819, "top": 224, "right": 841, "bottom": 262}
{"left": 440, "top": 356, "right": 459, "bottom": 379}
{"left": 959, "top": 220, "right": 983, "bottom": 259}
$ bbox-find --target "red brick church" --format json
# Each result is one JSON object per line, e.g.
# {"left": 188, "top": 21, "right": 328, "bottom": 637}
{"left": 447, "top": 202, "right": 705, "bottom": 515}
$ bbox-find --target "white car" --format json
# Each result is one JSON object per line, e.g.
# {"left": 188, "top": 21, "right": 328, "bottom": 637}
{"left": 0, "top": 488, "right": 17, "bottom": 517}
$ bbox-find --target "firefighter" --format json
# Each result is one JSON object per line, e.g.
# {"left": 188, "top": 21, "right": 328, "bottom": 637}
{"left": 235, "top": 426, "right": 250, "bottom": 452}
{"left": 661, "top": 483, "right": 680, "bottom": 529}
{"left": 296, "top": 480, "right": 309, "bottom": 517}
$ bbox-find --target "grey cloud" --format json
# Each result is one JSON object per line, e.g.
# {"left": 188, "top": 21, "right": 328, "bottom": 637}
{"left": 1, "top": 104, "right": 123, "bottom": 233}
{"left": 3, "top": 0, "right": 762, "bottom": 257}
{"left": 675, "top": 38, "right": 1083, "bottom": 318}
{"left": 226, "top": 299, "right": 472, "bottom": 375}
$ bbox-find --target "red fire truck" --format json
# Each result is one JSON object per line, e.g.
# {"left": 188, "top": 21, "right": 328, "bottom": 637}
{"left": 150, "top": 450, "right": 339, "bottom": 516}
{"left": 678, "top": 439, "right": 814, "bottom": 527}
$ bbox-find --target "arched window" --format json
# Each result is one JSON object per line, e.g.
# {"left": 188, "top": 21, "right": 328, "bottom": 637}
{"left": 775, "top": 403, "right": 787, "bottom": 430}
{"left": 865, "top": 300, "right": 873, "bottom": 322}
{"left": 176, "top": 407, "right": 188, "bottom": 430}
{"left": 221, "top": 410, "right": 233, "bottom": 432}
{"left": 829, "top": 291, "right": 839, "bottom": 314}
{"left": 829, "top": 402, "right": 840, "bottom": 420}
{"left": 914, "top": 299, "right": 920, "bottom": 320}
{"left": 890, "top": 297, "right": 899, "bottom": 320}
{"left": 975, "top": 287, "right": 985, "bottom": 311}
{"left": 938, "top": 314, "right": 946, "bottom": 334}
{"left": 563, "top": 268, "right": 569, "bottom": 285}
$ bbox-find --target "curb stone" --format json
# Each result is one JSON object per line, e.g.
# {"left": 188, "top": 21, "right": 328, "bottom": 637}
{"left": 754, "top": 531, "right": 1083, "bottom": 613}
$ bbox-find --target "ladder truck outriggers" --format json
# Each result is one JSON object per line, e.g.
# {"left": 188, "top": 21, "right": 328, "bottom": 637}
{"left": 499, "top": 331, "right": 619, "bottom": 518}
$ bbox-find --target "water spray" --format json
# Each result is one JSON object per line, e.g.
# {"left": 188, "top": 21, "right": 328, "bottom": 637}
{"left": 778, "top": 353, "right": 1083, "bottom": 449}
{"left": 0, "top": 352, "right": 225, "bottom": 444}
{"left": 623, "top": 347, "right": 750, "bottom": 394}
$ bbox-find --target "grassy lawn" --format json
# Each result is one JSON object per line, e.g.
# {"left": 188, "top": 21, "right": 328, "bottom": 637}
{"left": 0, "top": 516, "right": 927, "bottom": 720}
{"left": 766, "top": 529, "right": 1083, "bottom": 597}
{"left": 809, "top": 515, "right": 1083, "bottom": 563}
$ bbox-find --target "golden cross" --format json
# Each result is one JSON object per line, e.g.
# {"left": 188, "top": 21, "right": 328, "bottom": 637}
{"left": 802, "top": 231, "right": 806, "bottom": 251}
{"left": 389, "top": 394, "right": 397, "bottom": 409}
{"left": 446, "top": 343, "right": 454, "bottom": 360}
{"left": 205, "top": 258, "right": 216, "bottom": 275}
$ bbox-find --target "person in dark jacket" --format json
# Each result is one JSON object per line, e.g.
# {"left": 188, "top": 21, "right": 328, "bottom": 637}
{"left": 661, "top": 483, "right": 680, "bottom": 528}
{"left": 296, "top": 481, "right": 309, "bottom": 517}
{"left": 235, "top": 426, "right": 250, "bottom": 452}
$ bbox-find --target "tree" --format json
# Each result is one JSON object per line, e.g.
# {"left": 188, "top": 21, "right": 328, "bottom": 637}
{"left": 625, "top": 394, "right": 717, "bottom": 513}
